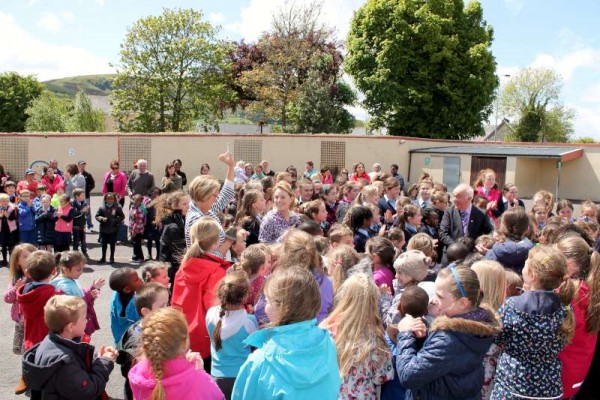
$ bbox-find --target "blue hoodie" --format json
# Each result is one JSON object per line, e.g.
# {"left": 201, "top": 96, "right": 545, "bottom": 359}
{"left": 18, "top": 200, "right": 36, "bottom": 231}
{"left": 485, "top": 238, "right": 534, "bottom": 274}
{"left": 110, "top": 292, "right": 140, "bottom": 346}
{"left": 232, "top": 319, "right": 341, "bottom": 400}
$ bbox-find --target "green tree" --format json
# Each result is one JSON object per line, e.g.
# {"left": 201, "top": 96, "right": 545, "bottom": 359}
{"left": 0, "top": 72, "right": 45, "bottom": 132}
{"left": 25, "top": 92, "right": 70, "bottom": 132}
{"left": 571, "top": 136, "right": 597, "bottom": 144}
{"left": 111, "top": 8, "right": 235, "bottom": 132}
{"left": 68, "top": 91, "right": 105, "bottom": 131}
{"left": 345, "top": 0, "right": 498, "bottom": 139}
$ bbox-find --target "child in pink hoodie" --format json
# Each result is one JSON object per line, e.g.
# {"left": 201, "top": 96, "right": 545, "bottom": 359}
{"left": 128, "top": 307, "right": 223, "bottom": 400}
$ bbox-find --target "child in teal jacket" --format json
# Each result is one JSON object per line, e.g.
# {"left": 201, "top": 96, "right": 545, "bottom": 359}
{"left": 232, "top": 266, "right": 340, "bottom": 400}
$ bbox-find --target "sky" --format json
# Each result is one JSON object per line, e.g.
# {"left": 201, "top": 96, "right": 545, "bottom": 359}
{"left": 1, "top": 0, "right": 599, "bottom": 139}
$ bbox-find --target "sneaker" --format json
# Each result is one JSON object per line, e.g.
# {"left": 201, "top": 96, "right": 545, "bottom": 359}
{"left": 109, "top": 258, "right": 115, "bottom": 264}
{"left": 1, "top": 260, "right": 7, "bottom": 267}
{"left": 15, "top": 376, "right": 27, "bottom": 395}
{"left": 98, "top": 258, "right": 106, "bottom": 264}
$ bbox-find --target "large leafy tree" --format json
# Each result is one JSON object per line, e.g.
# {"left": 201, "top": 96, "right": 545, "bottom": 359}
{"left": 502, "top": 67, "right": 574, "bottom": 142}
{"left": 68, "top": 91, "right": 105, "bottom": 132}
{"left": 111, "top": 8, "right": 235, "bottom": 132}
{"left": 233, "top": 0, "right": 353, "bottom": 133}
{"left": 346, "top": 0, "right": 498, "bottom": 139}
{"left": 0, "top": 72, "right": 45, "bottom": 132}
{"left": 25, "top": 92, "right": 70, "bottom": 132}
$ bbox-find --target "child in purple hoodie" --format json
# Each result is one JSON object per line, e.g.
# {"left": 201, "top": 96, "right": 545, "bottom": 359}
{"left": 128, "top": 307, "right": 223, "bottom": 400}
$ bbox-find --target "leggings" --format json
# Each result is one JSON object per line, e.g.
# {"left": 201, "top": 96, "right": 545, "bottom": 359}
{"left": 101, "top": 232, "right": 117, "bottom": 260}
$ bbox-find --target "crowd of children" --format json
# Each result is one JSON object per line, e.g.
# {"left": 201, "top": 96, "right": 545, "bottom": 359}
{"left": 3, "top": 157, "right": 600, "bottom": 400}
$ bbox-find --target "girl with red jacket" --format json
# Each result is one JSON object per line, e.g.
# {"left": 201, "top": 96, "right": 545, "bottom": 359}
{"left": 171, "top": 216, "right": 232, "bottom": 372}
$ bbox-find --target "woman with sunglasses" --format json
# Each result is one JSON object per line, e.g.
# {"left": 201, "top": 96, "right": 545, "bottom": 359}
{"left": 102, "top": 160, "right": 128, "bottom": 207}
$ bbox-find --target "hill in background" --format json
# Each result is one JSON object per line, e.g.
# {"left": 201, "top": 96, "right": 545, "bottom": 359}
{"left": 44, "top": 74, "right": 115, "bottom": 97}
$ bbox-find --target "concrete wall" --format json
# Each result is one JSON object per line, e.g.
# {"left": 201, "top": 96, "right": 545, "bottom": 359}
{"left": 2, "top": 133, "right": 600, "bottom": 201}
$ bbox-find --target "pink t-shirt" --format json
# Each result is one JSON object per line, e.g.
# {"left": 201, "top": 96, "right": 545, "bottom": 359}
{"left": 373, "top": 267, "right": 395, "bottom": 296}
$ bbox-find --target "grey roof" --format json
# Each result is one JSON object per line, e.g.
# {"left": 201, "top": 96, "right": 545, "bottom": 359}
{"left": 410, "top": 145, "right": 582, "bottom": 158}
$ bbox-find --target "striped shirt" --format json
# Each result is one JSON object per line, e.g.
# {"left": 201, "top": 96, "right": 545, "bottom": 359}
{"left": 185, "top": 179, "right": 235, "bottom": 257}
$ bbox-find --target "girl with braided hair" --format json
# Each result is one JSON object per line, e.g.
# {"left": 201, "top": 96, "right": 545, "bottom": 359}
{"left": 128, "top": 307, "right": 223, "bottom": 400}
{"left": 206, "top": 270, "right": 258, "bottom": 399}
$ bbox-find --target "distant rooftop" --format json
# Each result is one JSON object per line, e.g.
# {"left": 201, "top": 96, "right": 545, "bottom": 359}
{"left": 410, "top": 145, "right": 583, "bottom": 162}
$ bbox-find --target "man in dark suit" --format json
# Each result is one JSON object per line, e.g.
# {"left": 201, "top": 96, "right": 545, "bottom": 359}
{"left": 492, "top": 183, "right": 525, "bottom": 219}
{"left": 440, "top": 183, "right": 493, "bottom": 263}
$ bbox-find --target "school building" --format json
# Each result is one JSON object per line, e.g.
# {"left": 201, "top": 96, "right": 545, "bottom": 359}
{"left": 1, "top": 132, "right": 598, "bottom": 201}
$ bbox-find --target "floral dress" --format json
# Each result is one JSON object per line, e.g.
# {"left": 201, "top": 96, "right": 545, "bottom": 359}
{"left": 491, "top": 291, "right": 567, "bottom": 400}
{"left": 340, "top": 349, "right": 394, "bottom": 400}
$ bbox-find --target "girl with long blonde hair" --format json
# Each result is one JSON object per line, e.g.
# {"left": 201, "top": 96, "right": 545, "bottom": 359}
{"left": 128, "top": 308, "right": 223, "bottom": 400}
{"left": 321, "top": 273, "right": 393, "bottom": 399}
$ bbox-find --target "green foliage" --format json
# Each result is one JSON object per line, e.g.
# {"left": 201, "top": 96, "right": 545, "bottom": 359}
{"left": 68, "top": 91, "right": 105, "bottom": 131}
{"left": 111, "top": 8, "right": 235, "bottom": 132}
{"left": 0, "top": 72, "right": 45, "bottom": 132}
{"left": 502, "top": 68, "right": 574, "bottom": 142}
{"left": 345, "top": 0, "right": 498, "bottom": 139}
{"left": 44, "top": 74, "right": 115, "bottom": 97}
{"left": 571, "top": 137, "right": 597, "bottom": 144}
{"left": 25, "top": 92, "right": 70, "bottom": 132}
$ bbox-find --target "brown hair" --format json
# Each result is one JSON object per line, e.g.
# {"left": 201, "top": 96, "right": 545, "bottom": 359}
{"left": 418, "top": 171, "right": 434, "bottom": 187}
{"left": 473, "top": 168, "right": 498, "bottom": 189}
{"left": 437, "top": 266, "right": 483, "bottom": 308}
{"left": 273, "top": 181, "right": 297, "bottom": 211}
{"left": 301, "top": 199, "right": 325, "bottom": 222}
{"left": 556, "top": 199, "right": 574, "bottom": 215}
{"left": 65, "top": 163, "right": 79, "bottom": 176}
{"left": 235, "top": 189, "right": 264, "bottom": 225}
{"left": 328, "top": 224, "right": 353, "bottom": 245}
{"left": 264, "top": 265, "right": 321, "bottom": 326}
{"left": 278, "top": 230, "right": 321, "bottom": 272}
{"left": 9, "top": 243, "right": 36, "bottom": 284}
{"left": 326, "top": 244, "right": 360, "bottom": 293}
{"left": 238, "top": 244, "right": 268, "bottom": 276}
{"left": 27, "top": 250, "right": 56, "bottom": 281}
{"left": 505, "top": 268, "right": 523, "bottom": 297}
{"left": 44, "top": 295, "right": 86, "bottom": 334}
{"left": 56, "top": 251, "right": 85, "bottom": 274}
{"left": 556, "top": 236, "right": 600, "bottom": 333}
{"left": 526, "top": 246, "right": 576, "bottom": 342}
{"left": 533, "top": 190, "right": 555, "bottom": 212}
{"left": 406, "top": 233, "right": 435, "bottom": 259}
{"left": 213, "top": 271, "right": 249, "bottom": 350}
{"left": 496, "top": 207, "right": 530, "bottom": 242}
{"left": 141, "top": 308, "right": 189, "bottom": 400}
{"left": 397, "top": 204, "right": 420, "bottom": 230}
{"left": 366, "top": 236, "right": 395, "bottom": 267}
{"left": 134, "top": 282, "right": 169, "bottom": 314}
{"left": 183, "top": 217, "right": 220, "bottom": 261}
{"left": 143, "top": 262, "right": 169, "bottom": 282}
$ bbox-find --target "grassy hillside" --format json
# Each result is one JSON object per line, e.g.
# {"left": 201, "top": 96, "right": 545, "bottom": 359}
{"left": 44, "top": 74, "right": 115, "bottom": 97}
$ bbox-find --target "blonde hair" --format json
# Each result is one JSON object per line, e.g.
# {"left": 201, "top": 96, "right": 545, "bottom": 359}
{"left": 406, "top": 233, "right": 435, "bottom": 259}
{"left": 526, "top": 246, "right": 576, "bottom": 342}
{"left": 278, "top": 230, "right": 320, "bottom": 272}
{"left": 238, "top": 244, "right": 268, "bottom": 276}
{"left": 471, "top": 260, "right": 506, "bottom": 311}
{"left": 143, "top": 262, "right": 169, "bottom": 282}
{"left": 273, "top": 181, "right": 296, "bottom": 211}
{"left": 9, "top": 243, "right": 36, "bottom": 284}
{"left": 183, "top": 217, "right": 220, "bottom": 261}
{"left": 213, "top": 271, "right": 249, "bottom": 351}
{"left": 556, "top": 236, "right": 600, "bottom": 333}
{"left": 328, "top": 224, "right": 353, "bottom": 245}
{"left": 326, "top": 244, "right": 360, "bottom": 293}
{"left": 353, "top": 185, "right": 378, "bottom": 205}
{"left": 264, "top": 265, "right": 321, "bottom": 326}
{"left": 321, "top": 273, "right": 390, "bottom": 377}
{"left": 44, "top": 295, "right": 86, "bottom": 334}
{"left": 533, "top": 190, "right": 555, "bottom": 212}
{"left": 188, "top": 175, "right": 220, "bottom": 203}
{"left": 141, "top": 308, "right": 189, "bottom": 400}
{"left": 505, "top": 268, "right": 523, "bottom": 297}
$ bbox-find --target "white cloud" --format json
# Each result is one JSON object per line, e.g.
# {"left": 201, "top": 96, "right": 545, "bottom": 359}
{"left": 38, "top": 12, "right": 63, "bottom": 32}
{"left": 209, "top": 12, "right": 225, "bottom": 24}
{"left": 531, "top": 47, "right": 600, "bottom": 81}
{"left": 582, "top": 83, "right": 600, "bottom": 104}
{"left": 0, "top": 12, "right": 114, "bottom": 81}
{"left": 96, "top": 0, "right": 107, "bottom": 6}
{"left": 572, "top": 105, "right": 600, "bottom": 140}
{"left": 60, "top": 11, "right": 75, "bottom": 23}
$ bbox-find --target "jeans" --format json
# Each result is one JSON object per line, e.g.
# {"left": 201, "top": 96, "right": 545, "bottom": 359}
{"left": 85, "top": 198, "right": 93, "bottom": 228}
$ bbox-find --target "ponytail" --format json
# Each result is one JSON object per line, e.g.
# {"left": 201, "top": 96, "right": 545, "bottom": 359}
{"left": 557, "top": 276, "right": 577, "bottom": 343}
{"left": 586, "top": 250, "right": 600, "bottom": 333}
{"left": 213, "top": 306, "right": 226, "bottom": 351}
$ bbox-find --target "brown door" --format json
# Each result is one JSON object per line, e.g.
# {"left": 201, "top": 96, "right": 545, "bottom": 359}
{"left": 470, "top": 156, "right": 507, "bottom": 188}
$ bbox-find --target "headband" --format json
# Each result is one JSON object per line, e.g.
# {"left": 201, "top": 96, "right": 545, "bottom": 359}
{"left": 450, "top": 266, "right": 467, "bottom": 298}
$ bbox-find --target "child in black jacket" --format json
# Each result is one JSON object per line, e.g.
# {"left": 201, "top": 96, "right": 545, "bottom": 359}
{"left": 95, "top": 193, "right": 125, "bottom": 264}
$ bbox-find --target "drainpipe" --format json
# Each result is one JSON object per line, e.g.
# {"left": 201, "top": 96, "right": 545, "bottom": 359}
{"left": 555, "top": 160, "right": 562, "bottom": 201}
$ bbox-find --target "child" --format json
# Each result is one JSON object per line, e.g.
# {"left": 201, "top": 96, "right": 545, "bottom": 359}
{"left": 142, "top": 261, "right": 170, "bottom": 287}
{"left": 386, "top": 227, "right": 406, "bottom": 258}
{"left": 128, "top": 308, "right": 223, "bottom": 400}
{"left": 17, "top": 190, "right": 37, "bottom": 245}
{"left": 51, "top": 251, "right": 104, "bottom": 339}
{"left": 328, "top": 223, "right": 354, "bottom": 248}
{"left": 4, "top": 243, "right": 36, "bottom": 355}
{"left": 129, "top": 194, "right": 147, "bottom": 263}
{"left": 54, "top": 194, "right": 75, "bottom": 252}
{"left": 50, "top": 184, "right": 65, "bottom": 209}
{"left": 32, "top": 185, "right": 47, "bottom": 210}
{"left": 415, "top": 174, "right": 434, "bottom": 208}
{"left": 232, "top": 266, "right": 341, "bottom": 399}
{"left": 0, "top": 193, "right": 17, "bottom": 266}
{"left": 321, "top": 273, "right": 394, "bottom": 399}
{"left": 326, "top": 244, "right": 361, "bottom": 293}
{"left": 556, "top": 199, "right": 574, "bottom": 222}
{"left": 491, "top": 246, "right": 576, "bottom": 399}
{"left": 484, "top": 207, "right": 533, "bottom": 274}
{"left": 171, "top": 216, "right": 232, "bottom": 367}
{"left": 71, "top": 188, "right": 89, "bottom": 257}
{"left": 109, "top": 267, "right": 143, "bottom": 345}
{"left": 5, "top": 180, "right": 18, "bottom": 203}
{"left": 22, "top": 295, "right": 116, "bottom": 399}
{"left": 96, "top": 192, "right": 125, "bottom": 264}
{"left": 397, "top": 204, "right": 422, "bottom": 250}
{"left": 117, "top": 282, "right": 170, "bottom": 400}
{"left": 418, "top": 207, "right": 440, "bottom": 260}
{"left": 347, "top": 205, "right": 373, "bottom": 253}
{"left": 532, "top": 202, "right": 549, "bottom": 231}
{"left": 206, "top": 271, "right": 258, "bottom": 399}
{"left": 143, "top": 187, "right": 161, "bottom": 260}
{"left": 238, "top": 244, "right": 270, "bottom": 313}
{"left": 16, "top": 250, "right": 62, "bottom": 395}
{"left": 504, "top": 269, "right": 523, "bottom": 298}
{"left": 397, "top": 266, "right": 500, "bottom": 399}
{"left": 579, "top": 200, "right": 598, "bottom": 222}
{"left": 236, "top": 189, "right": 266, "bottom": 247}
{"left": 35, "top": 194, "right": 57, "bottom": 251}
{"left": 367, "top": 236, "right": 397, "bottom": 295}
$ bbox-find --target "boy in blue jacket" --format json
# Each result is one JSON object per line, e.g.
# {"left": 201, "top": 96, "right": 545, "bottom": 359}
{"left": 18, "top": 190, "right": 37, "bottom": 245}
{"left": 109, "top": 267, "right": 143, "bottom": 346}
